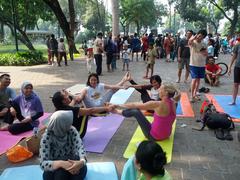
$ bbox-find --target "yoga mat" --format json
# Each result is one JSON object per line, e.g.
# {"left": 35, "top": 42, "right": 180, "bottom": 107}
{"left": 110, "top": 87, "right": 135, "bottom": 104}
{"left": 0, "top": 162, "right": 118, "bottom": 180}
{"left": 206, "top": 94, "right": 240, "bottom": 123}
{"left": 177, "top": 92, "right": 195, "bottom": 118}
{"left": 123, "top": 117, "right": 176, "bottom": 163}
{"left": 0, "top": 113, "right": 51, "bottom": 155}
{"left": 83, "top": 113, "right": 124, "bottom": 153}
{"left": 66, "top": 84, "right": 135, "bottom": 104}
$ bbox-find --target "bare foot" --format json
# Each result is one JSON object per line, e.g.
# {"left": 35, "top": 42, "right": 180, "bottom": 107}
{"left": 0, "top": 124, "right": 9, "bottom": 131}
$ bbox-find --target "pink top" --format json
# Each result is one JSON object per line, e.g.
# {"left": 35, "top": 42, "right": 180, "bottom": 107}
{"left": 150, "top": 99, "right": 176, "bottom": 140}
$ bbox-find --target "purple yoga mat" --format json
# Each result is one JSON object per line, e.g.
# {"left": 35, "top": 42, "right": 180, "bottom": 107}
{"left": 83, "top": 113, "right": 124, "bottom": 153}
{"left": 0, "top": 113, "right": 51, "bottom": 155}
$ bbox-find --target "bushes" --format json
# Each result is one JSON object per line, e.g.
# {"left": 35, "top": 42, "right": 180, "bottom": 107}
{"left": 0, "top": 51, "right": 47, "bottom": 66}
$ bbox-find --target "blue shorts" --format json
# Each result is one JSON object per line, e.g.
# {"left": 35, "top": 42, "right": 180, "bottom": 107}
{"left": 189, "top": 66, "right": 205, "bottom": 79}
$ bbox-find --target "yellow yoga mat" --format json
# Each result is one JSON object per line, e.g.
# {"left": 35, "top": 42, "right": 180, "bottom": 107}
{"left": 123, "top": 117, "right": 176, "bottom": 163}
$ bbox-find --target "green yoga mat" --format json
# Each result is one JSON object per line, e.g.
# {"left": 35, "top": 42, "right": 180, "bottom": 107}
{"left": 123, "top": 117, "right": 176, "bottom": 163}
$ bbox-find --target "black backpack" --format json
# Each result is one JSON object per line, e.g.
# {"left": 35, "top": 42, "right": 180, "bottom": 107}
{"left": 195, "top": 103, "right": 235, "bottom": 140}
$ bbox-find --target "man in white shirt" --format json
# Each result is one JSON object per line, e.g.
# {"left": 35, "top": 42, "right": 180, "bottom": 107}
{"left": 188, "top": 30, "right": 208, "bottom": 102}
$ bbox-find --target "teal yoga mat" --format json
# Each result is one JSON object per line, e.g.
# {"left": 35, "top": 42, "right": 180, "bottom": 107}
{"left": 0, "top": 162, "right": 118, "bottom": 180}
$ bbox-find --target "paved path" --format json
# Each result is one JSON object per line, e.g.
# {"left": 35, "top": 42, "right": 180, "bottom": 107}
{"left": 0, "top": 54, "right": 240, "bottom": 179}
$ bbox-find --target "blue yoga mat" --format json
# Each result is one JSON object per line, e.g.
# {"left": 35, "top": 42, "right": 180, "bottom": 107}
{"left": 110, "top": 87, "right": 135, "bottom": 104}
{"left": 0, "top": 162, "right": 118, "bottom": 180}
{"left": 176, "top": 101, "right": 183, "bottom": 115}
{"left": 214, "top": 95, "right": 240, "bottom": 118}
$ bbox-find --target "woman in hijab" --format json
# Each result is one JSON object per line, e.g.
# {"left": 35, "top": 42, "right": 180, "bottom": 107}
{"left": 0, "top": 82, "right": 43, "bottom": 134}
{"left": 40, "top": 110, "right": 87, "bottom": 180}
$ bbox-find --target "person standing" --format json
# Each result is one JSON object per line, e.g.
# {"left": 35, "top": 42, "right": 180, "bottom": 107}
{"left": 163, "top": 33, "right": 171, "bottom": 62}
{"left": 188, "top": 30, "right": 208, "bottom": 102}
{"left": 58, "top": 38, "right": 68, "bottom": 66}
{"left": 0, "top": 74, "right": 16, "bottom": 126}
{"left": 104, "top": 32, "right": 114, "bottom": 72}
{"left": 93, "top": 32, "right": 104, "bottom": 76}
{"left": 228, "top": 37, "right": 240, "bottom": 105}
{"left": 46, "top": 35, "right": 52, "bottom": 65}
{"left": 49, "top": 34, "right": 58, "bottom": 66}
{"left": 176, "top": 30, "right": 193, "bottom": 83}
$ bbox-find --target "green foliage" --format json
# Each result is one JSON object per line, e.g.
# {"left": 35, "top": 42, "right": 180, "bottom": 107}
{"left": 0, "top": 51, "right": 47, "bottom": 66}
{"left": 120, "top": 0, "right": 167, "bottom": 33}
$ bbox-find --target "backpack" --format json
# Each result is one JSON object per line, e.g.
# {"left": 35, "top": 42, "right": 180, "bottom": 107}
{"left": 195, "top": 101, "right": 235, "bottom": 140}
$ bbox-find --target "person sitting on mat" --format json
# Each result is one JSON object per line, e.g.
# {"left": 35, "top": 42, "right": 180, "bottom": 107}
{"left": 110, "top": 83, "right": 181, "bottom": 141}
{"left": 40, "top": 111, "right": 87, "bottom": 180}
{"left": 52, "top": 90, "right": 113, "bottom": 138}
{"left": 205, "top": 56, "right": 221, "bottom": 86}
{"left": 0, "top": 73, "right": 16, "bottom": 127}
{"left": 121, "top": 140, "right": 171, "bottom": 180}
{"left": 76, "top": 72, "right": 129, "bottom": 108}
{"left": 126, "top": 73, "right": 162, "bottom": 103}
{"left": 0, "top": 82, "right": 44, "bottom": 135}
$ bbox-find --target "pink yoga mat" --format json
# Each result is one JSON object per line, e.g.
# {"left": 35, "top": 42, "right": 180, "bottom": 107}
{"left": 83, "top": 113, "right": 124, "bottom": 153}
{"left": 0, "top": 113, "right": 51, "bottom": 155}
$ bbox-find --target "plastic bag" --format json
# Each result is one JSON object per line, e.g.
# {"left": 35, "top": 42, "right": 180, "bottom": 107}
{"left": 6, "top": 145, "right": 33, "bottom": 163}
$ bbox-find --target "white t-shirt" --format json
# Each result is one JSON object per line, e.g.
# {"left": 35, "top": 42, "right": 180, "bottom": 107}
{"left": 150, "top": 87, "right": 160, "bottom": 101}
{"left": 190, "top": 40, "right": 207, "bottom": 67}
{"left": 122, "top": 49, "right": 131, "bottom": 59}
{"left": 83, "top": 83, "right": 105, "bottom": 107}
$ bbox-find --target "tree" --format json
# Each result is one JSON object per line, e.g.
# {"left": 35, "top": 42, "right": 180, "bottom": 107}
{"left": 208, "top": 0, "right": 239, "bottom": 35}
{"left": 0, "top": 0, "right": 52, "bottom": 50}
{"left": 120, "top": 0, "right": 166, "bottom": 34}
{"left": 43, "top": 0, "right": 79, "bottom": 60}
{"left": 111, "top": 0, "right": 120, "bottom": 37}
{"left": 82, "top": 0, "right": 109, "bottom": 35}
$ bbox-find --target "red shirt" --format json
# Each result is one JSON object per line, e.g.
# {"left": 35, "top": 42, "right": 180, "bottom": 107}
{"left": 205, "top": 64, "right": 221, "bottom": 73}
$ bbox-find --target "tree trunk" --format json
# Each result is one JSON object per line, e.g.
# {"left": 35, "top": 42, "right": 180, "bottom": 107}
{"left": 111, "top": 0, "right": 120, "bottom": 37}
{"left": 68, "top": 0, "right": 77, "bottom": 60}
{"left": 17, "top": 29, "right": 35, "bottom": 51}
{"left": 229, "top": 6, "right": 239, "bottom": 36}
{"left": 43, "top": 0, "right": 78, "bottom": 60}
{"left": 136, "top": 21, "right": 140, "bottom": 35}
{"left": 0, "top": 22, "right": 4, "bottom": 43}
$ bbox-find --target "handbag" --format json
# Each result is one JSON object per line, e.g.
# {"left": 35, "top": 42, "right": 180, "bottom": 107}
{"left": 26, "top": 127, "right": 46, "bottom": 154}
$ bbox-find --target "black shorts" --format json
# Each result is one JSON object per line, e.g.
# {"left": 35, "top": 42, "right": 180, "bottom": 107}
{"left": 234, "top": 66, "right": 240, "bottom": 83}
{"left": 106, "top": 54, "right": 113, "bottom": 65}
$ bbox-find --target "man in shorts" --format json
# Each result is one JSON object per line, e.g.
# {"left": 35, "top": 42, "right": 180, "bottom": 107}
{"left": 176, "top": 30, "right": 193, "bottom": 83}
{"left": 188, "top": 29, "right": 208, "bottom": 102}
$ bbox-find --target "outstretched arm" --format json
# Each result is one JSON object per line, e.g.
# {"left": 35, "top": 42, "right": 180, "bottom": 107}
{"left": 76, "top": 88, "right": 87, "bottom": 103}
{"left": 115, "top": 100, "right": 159, "bottom": 111}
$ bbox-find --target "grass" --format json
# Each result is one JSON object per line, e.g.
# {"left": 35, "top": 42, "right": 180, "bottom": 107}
{"left": 0, "top": 43, "right": 86, "bottom": 59}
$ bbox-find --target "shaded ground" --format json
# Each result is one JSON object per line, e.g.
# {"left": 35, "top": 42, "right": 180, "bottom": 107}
{"left": 0, "top": 54, "right": 239, "bottom": 179}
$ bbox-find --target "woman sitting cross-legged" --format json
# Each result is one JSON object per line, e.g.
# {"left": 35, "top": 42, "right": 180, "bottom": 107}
{"left": 40, "top": 110, "right": 87, "bottom": 180}
{"left": 0, "top": 82, "right": 43, "bottom": 135}
{"left": 76, "top": 72, "right": 129, "bottom": 108}
{"left": 52, "top": 90, "right": 113, "bottom": 138}
{"left": 111, "top": 83, "right": 181, "bottom": 141}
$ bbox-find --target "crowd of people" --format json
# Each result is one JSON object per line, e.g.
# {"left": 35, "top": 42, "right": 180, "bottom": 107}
{"left": 1, "top": 29, "right": 240, "bottom": 180}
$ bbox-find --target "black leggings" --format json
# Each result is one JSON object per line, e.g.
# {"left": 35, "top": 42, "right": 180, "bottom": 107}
{"left": 129, "top": 80, "right": 152, "bottom": 103}
{"left": 122, "top": 108, "right": 155, "bottom": 141}
{"left": 43, "top": 165, "right": 87, "bottom": 180}
{"left": 6, "top": 103, "right": 34, "bottom": 135}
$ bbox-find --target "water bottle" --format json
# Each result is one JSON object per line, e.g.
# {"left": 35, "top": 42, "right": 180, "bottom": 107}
{"left": 33, "top": 127, "right": 38, "bottom": 136}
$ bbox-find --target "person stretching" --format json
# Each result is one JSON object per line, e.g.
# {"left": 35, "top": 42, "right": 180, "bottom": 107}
{"left": 76, "top": 72, "right": 129, "bottom": 108}
{"left": 111, "top": 83, "right": 181, "bottom": 141}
